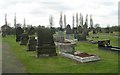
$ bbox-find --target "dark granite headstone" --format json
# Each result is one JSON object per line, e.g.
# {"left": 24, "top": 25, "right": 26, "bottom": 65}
{"left": 36, "top": 27, "right": 57, "bottom": 58}
{"left": 16, "top": 27, "right": 24, "bottom": 42}
{"left": 28, "top": 27, "right": 35, "bottom": 35}
{"left": 98, "top": 40, "right": 110, "bottom": 47}
{"left": 20, "top": 33, "right": 29, "bottom": 45}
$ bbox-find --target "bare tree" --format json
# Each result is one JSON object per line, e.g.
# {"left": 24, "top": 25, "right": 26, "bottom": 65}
{"left": 59, "top": 12, "right": 63, "bottom": 28}
{"left": 14, "top": 13, "right": 16, "bottom": 28}
{"left": 5, "top": 14, "right": 7, "bottom": 25}
{"left": 72, "top": 14, "right": 75, "bottom": 29}
{"left": 64, "top": 14, "right": 66, "bottom": 28}
{"left": 79, "top": 13, "right": 83, "bottom": 28}
{"left": 90, "top": 15, "right": 93, "bottom": 29}
{"left": 85, "top": 14, "right": 88, "bottom": 28}
{"left": 76, "top": 13, "right": 78, "bottom": 28}
{"left": 49, "top": 15, "right": 54, "bottom": 28}
{"left": 23, "top": 17, "right": 26, "bottom": 28}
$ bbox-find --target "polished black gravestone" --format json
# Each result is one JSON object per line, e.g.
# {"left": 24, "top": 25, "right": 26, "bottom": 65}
{"left": 36, "top": 27, "right": 57, "bottom": 58}
{"left": 98, "top": 40, "right": 120, "bottom": 52}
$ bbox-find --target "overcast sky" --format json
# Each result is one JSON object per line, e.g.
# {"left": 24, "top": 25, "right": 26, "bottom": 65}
{"left": 0, "top": 0, "right": 119, "bottom": 27}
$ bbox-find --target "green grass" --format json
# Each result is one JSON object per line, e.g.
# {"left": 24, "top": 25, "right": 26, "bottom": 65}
{"left": 2, "top": 33, "right": 119, "bottom": 73}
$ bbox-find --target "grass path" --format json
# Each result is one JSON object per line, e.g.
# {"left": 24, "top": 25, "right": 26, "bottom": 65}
{"left": 2, "top": 42, "right": 27, "bottom": 73}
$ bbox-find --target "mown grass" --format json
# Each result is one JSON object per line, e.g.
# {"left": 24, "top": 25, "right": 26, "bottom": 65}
{"left": 2, "top": 34, "right": 119, "bottom": 73}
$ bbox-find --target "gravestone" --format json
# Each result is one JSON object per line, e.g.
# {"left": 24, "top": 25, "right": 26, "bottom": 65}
{"left": 28, "top": 27, "right": 35, "bottom": 35}
{"left": 57, "top": 28, "right": 65, "bottom": 42}
{"left": 98, "top": 40, "right": 110, "bottom": 47}
{"left": 27, "top": 36, "right": 37, "bottom": 51}
{"left": 98, "top": 40, "right": 120, "bottom": 52}
{"left": 36, "top": 27, "right": 57, "bottom": 57}
{"left": 51, "top": 27, "right": 56, "bottom": 34}
{"left": 66, "top": 24, "right": 73, "bottom": 40}
{"left": 78, "top": 22, "right": 88, "bottom": 41}
{"left": 20, "top": 32, "right": 29, "bottom": 45}
{"left": 16, "top": 27, "right": 24, "bottom": 42}
{"left": 55, "top": 41, "right": 76, "bottom": 54}
{"left": 93, "top": 29, "right": 96, "bottom": 34}
{"left": 73, "top": 28, "right": 78, "bottom": 39}
{"left": 78, "top": 26, "right": 82, "bottom": 33}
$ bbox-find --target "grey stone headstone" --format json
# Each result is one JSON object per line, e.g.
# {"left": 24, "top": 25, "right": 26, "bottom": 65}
{"left": 73, "top": 28, "right": 78, "bottom": 39}
{"left": 20, "top": 33, "right": 29, "bottom": 45}
{"left": 57, "top": 31, "right": 64, "bottom": 42}
{"left": 66, "top": 24, "right": 73, "bottom": 40}
{"left": 27, "top": 36, "right": 37, "bottom": 51}
{"left": 66, "top": 24, "right": 72, "bottom": 34}
{"left": 55, "top": 42, "right": 75, "bottom": 54}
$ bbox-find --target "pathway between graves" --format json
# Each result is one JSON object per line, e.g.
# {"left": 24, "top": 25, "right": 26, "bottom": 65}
{"left": 2, "top": 42, "right": 28, "bottom": 73}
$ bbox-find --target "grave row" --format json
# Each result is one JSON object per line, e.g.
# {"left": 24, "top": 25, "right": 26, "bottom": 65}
{"left": 15, "top": 25, "right": 102, "bottom": 62}
{"left": 15, "top": 26, "right": 57, "bottom": 58}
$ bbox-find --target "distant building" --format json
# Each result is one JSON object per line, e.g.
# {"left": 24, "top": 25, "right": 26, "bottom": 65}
{"left": 1, "top": 25, "right": 13, "bottom": 37}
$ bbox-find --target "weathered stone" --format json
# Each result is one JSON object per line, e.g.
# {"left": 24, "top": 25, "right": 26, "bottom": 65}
{"left": 66, "top": 24, "right": 73, "bottom": 40}
{"left": 28, "top": 27, "right": 35, "bottom": 35}
{"left": 20, "top": 33, "right": 29, "bottom": 45}
{"left": 36, "top": 27, "right": 57, "bottom": 57}
{"left": 55, "top": 41, "right": 76, "bottom": 54}
{"left": 77, "top": 34, "right": 86, "bottom": 41}
{"left": 59, "top": 52, "right": 100, "bottom": 63}
{"left": 73, "top": 28, "right": 78, "bottom": 39}
{"left": 16, "top": 27, "right": 24, "bottom": 42}
{"left": 57, "top": 31, "right": 65, "bottom": 42}
{"left": 27, "top": 36, "right": 37, "bottom": 51}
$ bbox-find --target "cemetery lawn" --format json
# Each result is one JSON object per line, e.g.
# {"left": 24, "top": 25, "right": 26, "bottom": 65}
{"left": 2, "top": 34, "right": 119, "bottom": 73}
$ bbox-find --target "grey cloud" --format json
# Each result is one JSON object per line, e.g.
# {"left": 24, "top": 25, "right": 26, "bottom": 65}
{"left": 41, "top": 2, "right": 73, "bottom": 11}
